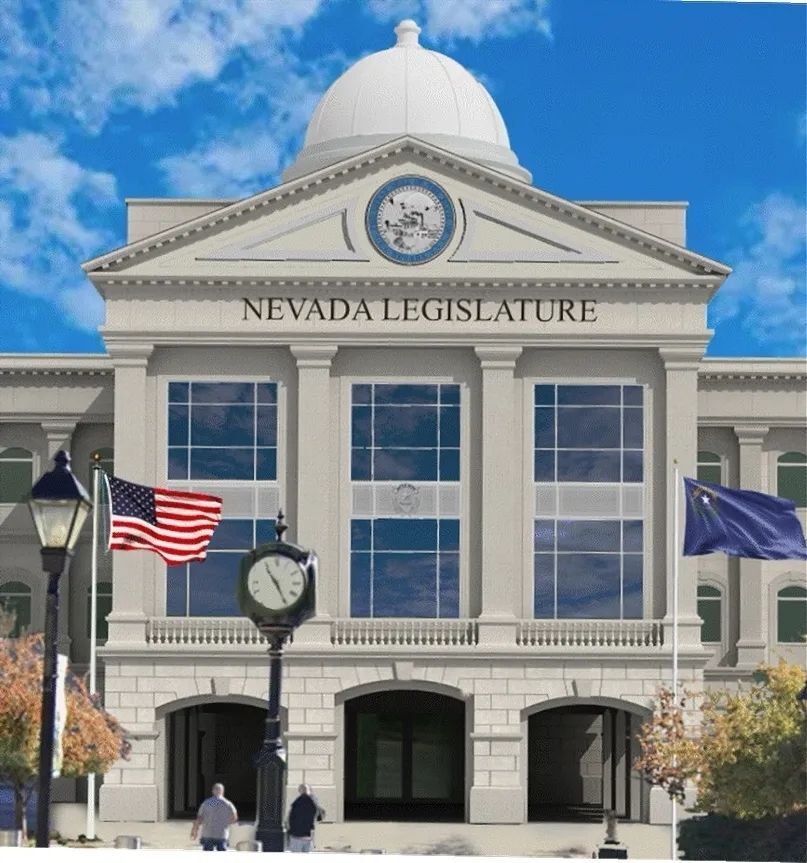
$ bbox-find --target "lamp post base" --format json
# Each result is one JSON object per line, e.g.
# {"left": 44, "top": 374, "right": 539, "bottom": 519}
{"left": 255, "top": 826, "right": 286, "bottom": 853}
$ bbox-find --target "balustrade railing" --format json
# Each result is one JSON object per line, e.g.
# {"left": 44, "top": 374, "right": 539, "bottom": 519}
{"left": 332, "top": 618, "right": 478, "bottom": 647}
{"left": 146, "top": 617, "right": 266, "bottom": 647}
{"left": 516, "top": 619, "right": 664, "bottom": 648}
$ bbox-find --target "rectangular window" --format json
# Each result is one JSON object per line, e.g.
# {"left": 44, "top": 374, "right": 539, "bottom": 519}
{"left": 168, "top": 381, "right": 277, "bottom": 481}
{"left": 533, "top": 384, "right": 644, "bottom": 619}
{"left": 167, "top": 518, "right": 276, "bottom": 616}
{"left": 350, "top": 383, "right": 461, "bottom": 618}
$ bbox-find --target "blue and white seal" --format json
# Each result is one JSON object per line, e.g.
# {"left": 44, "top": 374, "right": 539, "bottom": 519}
{"left": 366, "top": 176, "right": 455, "bottom": 265}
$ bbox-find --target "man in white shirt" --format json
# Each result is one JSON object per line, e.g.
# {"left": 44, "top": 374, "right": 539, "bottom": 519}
{"left": 191, "top": 783, "right": 239, "bottom": 851}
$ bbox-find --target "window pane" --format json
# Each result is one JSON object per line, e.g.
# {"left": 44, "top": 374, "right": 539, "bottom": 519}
{"left": 166, "top": 567, "right": 188, "bottom": 615}
{"left": 623, "top": 386, "right": 643, "bottom": 406}
{"left": 623, "top": 520, "right": 643, "bottom": 552}
{"left": 168, "top": 404, "right": 189, "bottom": 446}
{"left": 0, "top": 461, "right": 32, "bottom": 503}
{"left": 350, "top": 553, "right": 372, "bottom": 617}
{"left": 191, "top": 382, "right": 254, "bottom": 403}
{"left": 440, "top": 385, "right": 460, "bottom": 405}
{"left": 623, "top": 408, "right": 643, "bottom": 448}
{"left": 439, "top": 555, "right": 459, "bottom": 617}
{"left": 374, "top": 384, "right": 437, "bottom": 405}
{"left": 534, "top": 553, "right": 554, "bottom": 618}
{"left": 697, "top": 464, "right": 722, "bottom": 485}
{"left": 623, "top": 555, "right": 643, "bottom": 619}
{"left": 698, "top": 598, "right": 721, "bottom": 642}
{"left": 167, "top": 448, "right": 189, "bottom": 480}
{"left": 556, "top": 554, "right": 621, "bottom": 618}
{"left": 191, "top": 404, "right": 254, "bottom": 447}
{"left": 256, "top": 405, "right": 277, "bottom": 446}
{"left": 557, "top": 407, "right": 621, "bottom": 448}
{"left": 534, "top": 408, "right": 555, "bottom": 448}
{"left": 698, "top": 585, "right": 721, "bottom": 598}
{"left": 374, "top": 449, "right": 437, "bottom": 481}
{"left": 168, "top": 382, "right": 188, "bottom": 403}
{"left": 558, "top": 385, "right": 620, "bottom": 406}
{"left": 557, "top": 520, "right": 620, "bottom": 552}
{"left": 207, "top": 519, "right": 254, "bottom": 550}
{"left": 352, "top": 384, "right": 372, "bottom": 404}
{"left": 439, "top": 407, "right": 460, "bottom": 447}
{"left": 352, "top": 449, "right": 371, "bottom": 480}
{"left": 777, "top": 597, "right": 807, "bottom": 643}
{"left": 623, "top": 451, "right": 643, "bottom": 482}
{"left": 373, "top": 519, "right": 437, "bottom": 551}
{"left": 256, "top": 448, "right": 277, "bottom": 480}
{"left": 558, "top": 450, "right": 621, "bottom": 482}
{"left": 534, "top": 450, "right": 555, "bottom": 481}
{"left": 352, "top": 519, "right": 372, "bottom": 551}
{"left": 778, "top": 465, "right": 807, "bottom": 508}
{"left": 535, "top": 384, "right": 555, "bottom": 405}
{"left": 534, "top": 520, "right": 555, "bottom": 552}
{"left": 779, "top": 451, "right": 807, "bottom": 464}
{"left": 373, "top": 552, "right": 437, "bottom": 617}
{"left": 374, "top": 406, "right": 438, "bottom": 448}
{"left": 779, "top": 586, "right": 807, "bottom": 598}
{"left": 439, "top": 449, "right": 460, "bottom": 481}
{"left": 188, "top": 555, "right": 241, "bottom": 616}
{"left": 352, "top": 406, "right": 372, "bottom": 448}
{"left": 698, "top": 451, "right": 721, "bottom": 464}
{"left": 191, "top": 448, "right": 254, "bottom": 480}
{"left": 439, "top": 520, "right": 460, "bottom": 551}
{"left": 256, "top": 383, "right": 277, "bottom": 404}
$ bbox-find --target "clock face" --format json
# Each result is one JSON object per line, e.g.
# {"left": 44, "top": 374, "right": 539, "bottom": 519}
{"left": 366, "top": 176, "right": 455, "bottom": 265}
{"left": 247, "top": 554, "right": 307, "bottom": 612}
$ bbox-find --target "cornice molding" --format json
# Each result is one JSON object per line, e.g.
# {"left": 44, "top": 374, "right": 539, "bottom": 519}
{"left": 475, "top": 345, "right": 523, "bottom": 368}
{"left": 290, "top": 344, "right": 339, "bottom": 367}
{"left": 82, "top": 137, "right": 730, "bottom": 278}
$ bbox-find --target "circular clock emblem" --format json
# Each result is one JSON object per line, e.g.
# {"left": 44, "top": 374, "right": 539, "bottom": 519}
{"left": 366, "top": 176, "right": 455, "bottom": 265}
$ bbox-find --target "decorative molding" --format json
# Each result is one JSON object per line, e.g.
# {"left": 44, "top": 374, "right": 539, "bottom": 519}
{"left": 475, "top": 345, "right": 523, "bottom": 368}
{"left": 290, "top": 344, "right": 339, "bottom": 367}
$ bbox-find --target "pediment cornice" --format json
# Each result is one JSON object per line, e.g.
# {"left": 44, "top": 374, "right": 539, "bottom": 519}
{"left": 83, "top": 137, "right": 731, "bottom": 279}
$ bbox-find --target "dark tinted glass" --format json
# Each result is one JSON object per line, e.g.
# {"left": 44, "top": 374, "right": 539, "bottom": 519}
{"left": 439, "top": 407, "right": 460, "bottom": 447}
{"left": 256, "top": 383, "right": 277, "bottom": 404}
{"left": 534, "top": 408, "right": 555, "bottom": 448}
{"left": 623, "top": 408, "right": 643, "bottom": 448}
{"left": 623, "top": 520, "right": 643, "bottom": 552}
{"left": 558, "top": 385, "right": 620, "bottom": 406}
{"left": 166, "top": 567, "right": 187, "bottom": 615}
{"left": 556, "top": 554, "right": 620, "bottom": 618}
{"left": 623, "top": 555, "right": 643, "bottom": 618}
{"left": 168, "top": 382, "right": 189, "bottom": 403}
{"left": 373, "top": 518, "right": 438, "bottom": 551}
{"left": 350, "top": 553, "right": 372, "bottom": 617}
{"left": 352, "top": 406, "right": 372, "bottom": 447}
{"left": 558, "top": 407, "right": 620, "bottom": 448}
{"left": 534, "top": 450, "right": 555, "bottom": 481}
{"left": 439, "top": 449, "right": 460, "bottom": 481}
{"left": 439, "top": 555, "right": 460, "bottom": 617}
{"left": 623, "top": 386, "right": 643, "bottom": 406}
{"left": 191, "top": 448, "right": 253, "bottom": 480}
{"left": 256, "top": 406, "right": 277, "bottom": 446}
{"left": 208, "top": 519, "right": 254, "bottom": 551}
{"left": 167, "top": 448, "right": 189, "bottom": 480}
{"left": 622, "top": 451, "right": 643, "bottom": 482}
{"left": 351, "top": 519, "right": 372, "bottom": 551}
{"left": 439, "top": 519, "right": 460, "bottom": 551}
{"left": 255, "top": 448, "right": 277, "bottom": 480}
{"left": 441, "top": 385, "right": 461, "bottom": 404}
{"left": 534, "top": 520, "right": 555, "bottom": 552}
{"left": 698, "top": 597, "right": 721, "bottom": 642}
{"left": 351, "top": 448, "right": 371, "bottom": 480}
{"left": 191, "top": 404, "right": 254, "bottom": 447}
{"left": 168, "top": 404, "right": 189, "bottom": 446}
{"left": 373, "top": 552, "right": 436, "bottom": 617}
{"left": 374, "top": 449, "right": 438, "bottom": 481}
{"left": 352, "top": 384, "right": 372, "bottom": 404}
{"left": 374, "top": 384, "right": 438, "bottom": 405}
{"left": 374, "top": 406, "right": 438, "bottom": 447}
{"left": 557, "top": 450, "right": 621, "bottom": 482}
{"left": 191, "top": 382, "right": 254, "bottom": 403}
{"left": 535, "top": 385, "right": 555, "bottom": 405}
{"left": 533, "top": 553, "right": 554, "bottom": 618}
{"left": 557, "top": 520, "right": 620, "bottom": 552}
{"left": 188, "top": 554, "right": 240, "bottom": 615}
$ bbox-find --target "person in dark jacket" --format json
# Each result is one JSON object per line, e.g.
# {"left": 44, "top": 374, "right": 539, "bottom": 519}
{"left": 286, "top": 784, "right": 324, "bottom": 852}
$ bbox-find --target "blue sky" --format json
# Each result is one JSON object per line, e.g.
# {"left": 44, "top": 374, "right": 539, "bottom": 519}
{"left": 0, "top": 0, "right": 804, "bottom": 356}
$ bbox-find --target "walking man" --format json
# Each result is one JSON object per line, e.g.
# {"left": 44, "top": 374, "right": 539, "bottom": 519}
{"left": 287, "top": 784, "right": 324, "bottom": 852}
{"left": 191, "top": 782, "right": 239, "bottom": 851}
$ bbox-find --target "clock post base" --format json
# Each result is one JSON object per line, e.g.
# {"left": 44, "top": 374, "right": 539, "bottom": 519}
{"left": 255, "top": 826, "right": 286, "bottom": 853}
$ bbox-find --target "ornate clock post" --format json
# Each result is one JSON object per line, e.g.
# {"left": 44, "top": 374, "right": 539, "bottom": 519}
{"left": 238, "top": 511, "right": 317, "bottom": 853}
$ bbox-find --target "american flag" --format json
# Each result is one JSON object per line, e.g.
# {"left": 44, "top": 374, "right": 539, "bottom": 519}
{"left": 106, "top": 476, "right": 223, "bottom": 566}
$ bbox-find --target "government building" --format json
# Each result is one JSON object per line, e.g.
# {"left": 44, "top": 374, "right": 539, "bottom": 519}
{"left": 1, "top": 20, "right": 805, "bottom": 827}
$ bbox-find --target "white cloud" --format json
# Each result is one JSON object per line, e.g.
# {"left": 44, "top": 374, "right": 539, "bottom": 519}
{"left": 367, "top": 0, "right": 552, "bottom": 43}
{"left": 1, "top": 0, "right": 327, "bottom": 132}
{"left": 711, "top": 193, "right": 807, "bottom": 354}
{"left": 0, "top": 133, "right": 117, "bottom": 333}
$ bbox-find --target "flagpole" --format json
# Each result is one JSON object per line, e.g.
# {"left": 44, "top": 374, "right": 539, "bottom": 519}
{"left": 86, "top": 456, "right": 101, "bottom": 841}
{"left": 671, "top": 462, "right": 680, "bottom": 861}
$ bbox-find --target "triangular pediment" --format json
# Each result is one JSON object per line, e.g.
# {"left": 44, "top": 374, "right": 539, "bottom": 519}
{"left": 83, "top": 136, "right": 730, "bottom": 285}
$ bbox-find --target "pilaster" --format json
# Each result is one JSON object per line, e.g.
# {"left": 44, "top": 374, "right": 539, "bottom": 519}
{"left": 475, "top": 346, "right": 522, "bottom": 645}
{"left": 106, "top": 345, "right": 153, "bottom": 645}
{"left": 660, "top": 348, "right": 705, "bottom": 650}
{"left": 290, "top": 345, "right": 338, "bottom": 644}
{"left": 40, "top": 421, "right": 78, "bottom": 459}
{"left": 734, "top": 424, "right": 769, "bottom": 668}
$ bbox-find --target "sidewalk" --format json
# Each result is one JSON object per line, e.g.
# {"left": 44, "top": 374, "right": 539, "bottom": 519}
{"left": 51, "top": 804, "right": 673, "bottom": 857}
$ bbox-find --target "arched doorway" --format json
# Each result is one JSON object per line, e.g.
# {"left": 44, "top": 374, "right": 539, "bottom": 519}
{"left": 527, "top": 704, "right": 649, "bottom": 822}
{"left": 166, "top": 702, "right": 266, "bottom": 820}
{"left": 344, "top": 690, "right": 465, "bottom": 822}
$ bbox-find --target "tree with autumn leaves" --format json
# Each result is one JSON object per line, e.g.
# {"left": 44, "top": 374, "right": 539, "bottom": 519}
{"left": 0, "top": 634, "right": 130, "bottom": 837}
{"left": 635, "top": 661, "right": 807, "bottom": 819}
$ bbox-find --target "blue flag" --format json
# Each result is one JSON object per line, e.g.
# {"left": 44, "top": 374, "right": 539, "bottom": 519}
{"left": 683, "top": 477, "right": 807, "bottom": 560}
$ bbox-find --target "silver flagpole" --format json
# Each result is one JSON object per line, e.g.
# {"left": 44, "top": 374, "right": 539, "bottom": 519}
{"left": 671, "top": 462, "right": 680, "bottom": 861}
{"left": 86, "top": 455, "right": 102, "bottom": 840}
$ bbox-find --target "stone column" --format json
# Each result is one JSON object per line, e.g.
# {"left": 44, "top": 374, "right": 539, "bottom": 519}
{"left": 290, "top": 345, "right": 338, "bottom": 644}
{"left": 474, "top": 346, "right": 522, "bottom": 646}
{"left": 105, "top": 345, "right": 153, "bottom": 645}
{"left": 660, "top": 348, "right": 704, "bottom": 649}
{"left": 734, "top": 424, "right": 769, "bottom": 668}
{"left": 40, "top": 421, "right": 77, "bottom": 654}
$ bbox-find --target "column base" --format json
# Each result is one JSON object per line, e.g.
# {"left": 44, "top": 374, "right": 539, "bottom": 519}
{"left": 469, "top": 786, "right": 524, "bottom": 823}
{"left": 662, "top": 615, "right": 706, "bottom": 649}
{"left": 735, "top": 640, "right": 767, "bottom": 668}
{"left": 477, "top": 617, "right": 518, "bottom": 647}
{"left": 292, "top": 617, "right": 333, "bottom": 646}
{"left": 105, "top": 612, "right": 148, "bottom": 645}
{"left": 99, "top": 784, "right": 158, "bottom": 822}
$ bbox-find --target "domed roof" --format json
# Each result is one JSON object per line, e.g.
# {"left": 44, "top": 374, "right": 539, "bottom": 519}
{"left": 282, "top": 20, "right": 530, "bottom": 183}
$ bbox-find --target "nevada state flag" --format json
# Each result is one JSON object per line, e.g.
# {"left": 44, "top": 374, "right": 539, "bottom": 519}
{"left": 683, "top": 477, "right": 807, "bottom": 560}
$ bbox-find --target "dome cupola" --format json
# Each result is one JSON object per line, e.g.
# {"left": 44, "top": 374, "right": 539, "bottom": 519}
{"left": 282, "top": 20, "right": 530, "bottom": 183}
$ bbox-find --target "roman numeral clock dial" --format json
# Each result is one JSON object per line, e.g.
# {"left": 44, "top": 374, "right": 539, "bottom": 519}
{"left": 246, "top": 554, "right": 308, "bottom": 613}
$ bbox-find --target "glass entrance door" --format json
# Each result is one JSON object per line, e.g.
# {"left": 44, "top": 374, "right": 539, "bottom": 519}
{"left": 345, "top": 691, "right": 465, "bottom": 821}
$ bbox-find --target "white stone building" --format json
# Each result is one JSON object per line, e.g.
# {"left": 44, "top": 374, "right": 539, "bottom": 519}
{"left": 0, "top": 20, "right": 805, "bottom": 828}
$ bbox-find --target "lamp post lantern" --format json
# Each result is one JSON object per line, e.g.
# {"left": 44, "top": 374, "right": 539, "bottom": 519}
{"left": 27, "top": 451, "right": 92, "bottom": 848}
{"left": 238, "top": 511, "right": 317, "bottom": 852}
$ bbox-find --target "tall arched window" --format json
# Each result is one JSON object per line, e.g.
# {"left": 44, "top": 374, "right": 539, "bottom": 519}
{"left": 777, "top": 586, "right": 807, "bottom": 643}
{"left": 697, "top": 451, "right": 722, "bottom": 485}
{"left": 0, "top": 580, "right": 32, "bottom": 637}
{"left": 777, "top": 452, "right": 807, "bottom": 508}
{"left": 0, "top": 447, "right": 34, "bottom": 504}
{"left": 86, "top": 581, "right": 113, "bottom": 641}
{"left": 697, "top": 584, "right": 722, "bottom": 643}
{"left": 89, "top": 448, "right": 114, "bottom": 499}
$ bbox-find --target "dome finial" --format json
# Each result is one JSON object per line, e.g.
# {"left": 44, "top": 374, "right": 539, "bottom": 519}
{"left": 395, "top": 19, "right": 421, "bottom": 48}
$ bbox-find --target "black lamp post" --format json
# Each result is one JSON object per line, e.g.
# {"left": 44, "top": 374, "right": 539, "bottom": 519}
{"left": 798, "top": 680, "right": 807, "bottom": 718}
{"left": 27, "top": 451, "right": 92, "bottom": 848}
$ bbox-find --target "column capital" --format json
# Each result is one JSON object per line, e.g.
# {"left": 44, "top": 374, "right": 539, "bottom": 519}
{"left": 290, "top": 344, "right": 338, "bottom": 367}
{"left": 475, "top": 345, "right": 522, "bottom": 368}
{"left": 659, "top": 346, "right": 704, "bottom": 369}
{"left": 733, "top": 424, "right": 770, "bottom": 445}
{"left": 40, "top": 420, "right": 79, "bottom": 437}
{"left": 106, "top": 343, "right": 153, "bottom": 365}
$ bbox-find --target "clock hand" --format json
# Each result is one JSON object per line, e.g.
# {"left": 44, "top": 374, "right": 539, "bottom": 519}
{"left": 264, "top": 561, "right": 288, "bottom": 604}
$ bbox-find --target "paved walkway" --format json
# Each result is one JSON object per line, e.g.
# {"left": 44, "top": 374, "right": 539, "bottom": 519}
{"left": 51, "top": 804, "right": 673, "bottom": 857}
